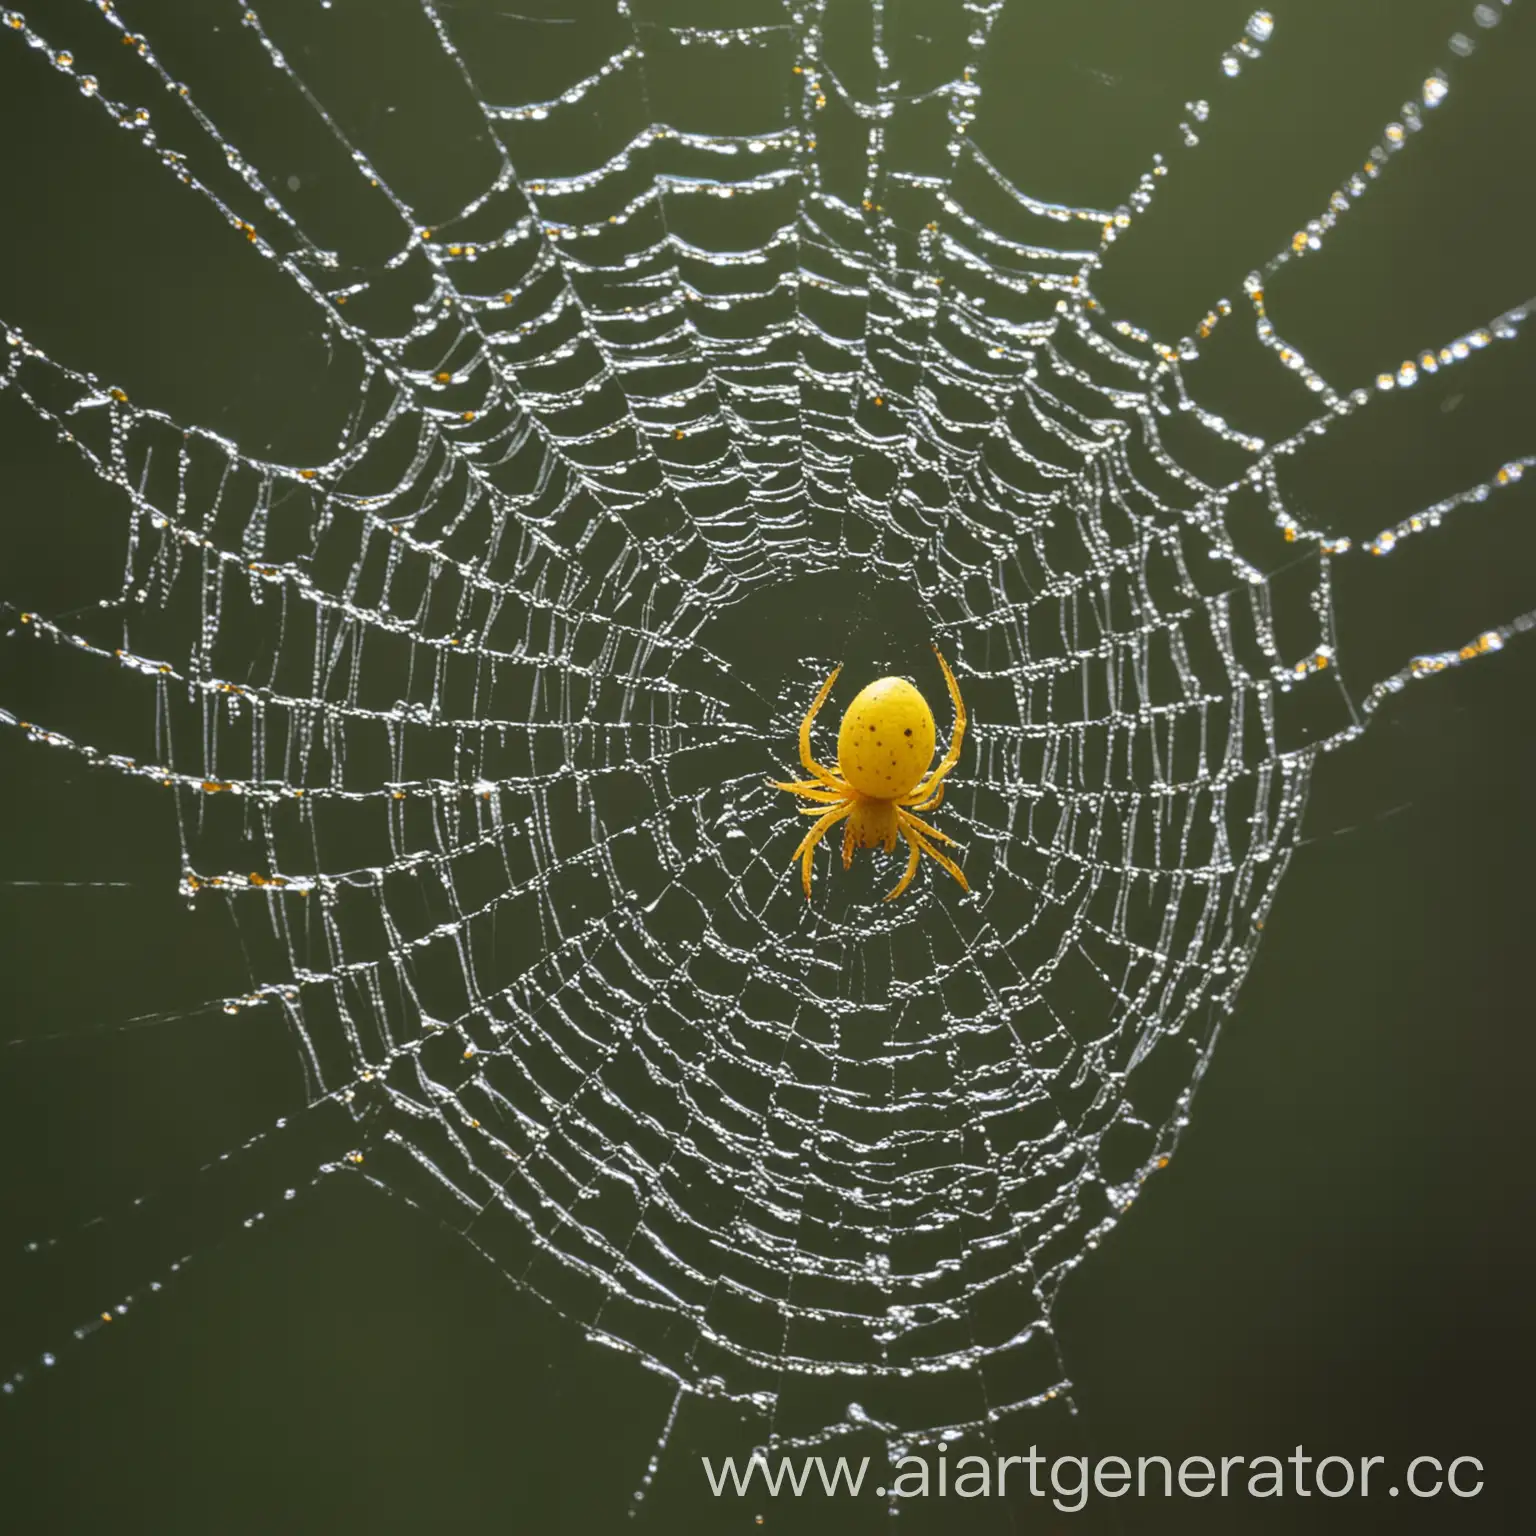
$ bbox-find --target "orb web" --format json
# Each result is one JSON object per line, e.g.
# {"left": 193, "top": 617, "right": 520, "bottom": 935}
{"left": 1, "top": 0, "right": 1531, "bottom": 1486}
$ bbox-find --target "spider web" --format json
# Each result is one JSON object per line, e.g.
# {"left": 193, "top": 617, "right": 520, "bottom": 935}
{"left": 1, "top": 0, "right": 1532, "bottom": 1499}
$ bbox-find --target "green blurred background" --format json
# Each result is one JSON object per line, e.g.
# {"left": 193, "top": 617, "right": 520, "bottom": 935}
{"left": 1, "top": 1, "right": 1533, "bottom": 1531}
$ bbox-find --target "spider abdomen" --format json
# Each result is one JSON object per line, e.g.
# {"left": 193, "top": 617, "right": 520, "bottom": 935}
{"left": 835, "top": 677, "right": 936, "bottom": 800}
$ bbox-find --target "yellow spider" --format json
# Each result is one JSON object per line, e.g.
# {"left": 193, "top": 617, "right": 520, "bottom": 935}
{"left": 771, "top": 646, "right": 969, "bottom": 901}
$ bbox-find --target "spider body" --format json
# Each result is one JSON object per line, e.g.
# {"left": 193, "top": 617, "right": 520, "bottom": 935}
{"left": 770, "top": 647, "right": 968, "bottom": 901}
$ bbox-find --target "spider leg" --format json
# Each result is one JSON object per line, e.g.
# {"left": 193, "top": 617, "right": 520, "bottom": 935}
{"left": 907, "top": 646, "right": 967, "bottom": 804}
{"left": 798, "top": 665, "right": 845, "bottom": 788}
{"left": 883, "top": 831, "right": 924, "bottom": 901}
{"left": 905, "top": 821, "right": 969, "bottom": 894}
{"left": 841, "top": 817, "right": 856, "bottom": 869}
{"left": 790, "top": 803, "right": 853, "bottom": 898}
{"left": 773, "top": 780, "right": 847, "bottom": 804}
{"left": 771, "top": 774, "right": 848, "bottom": 795}
{"left": 896, "top": 806, "right": 957, "bottom": 846}
{"left": 902, "top": 781, "right": 944, "bottom": 813}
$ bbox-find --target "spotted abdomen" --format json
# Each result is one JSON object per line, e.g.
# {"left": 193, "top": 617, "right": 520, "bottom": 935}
{"left": 836, "top": 676, "right": 936, "bottom": 800}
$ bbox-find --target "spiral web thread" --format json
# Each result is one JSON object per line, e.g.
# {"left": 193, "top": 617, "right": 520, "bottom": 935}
{"left": 1, "top": 0, "right": 1532, "bottom": 1484}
